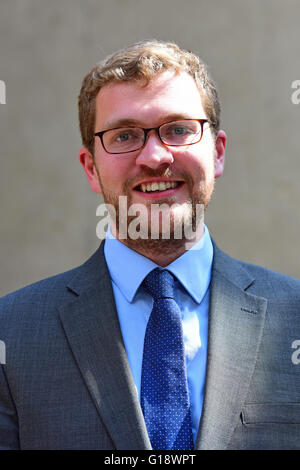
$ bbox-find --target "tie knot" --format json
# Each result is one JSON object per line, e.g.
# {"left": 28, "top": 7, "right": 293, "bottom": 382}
{"left": 143, "top": 268, "right": 175, "bottom": 300}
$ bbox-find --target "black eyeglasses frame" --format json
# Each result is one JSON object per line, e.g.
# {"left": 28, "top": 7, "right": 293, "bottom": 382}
{"left": 93, "top": 118, "right": 210, "bottom": 155}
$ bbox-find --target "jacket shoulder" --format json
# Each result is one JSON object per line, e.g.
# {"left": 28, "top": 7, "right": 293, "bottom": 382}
{"left": 0, "top": 242, "right": 107, "bottom": 319}
{"left": 213, "top": 242, "right": 300, "bottom": 301}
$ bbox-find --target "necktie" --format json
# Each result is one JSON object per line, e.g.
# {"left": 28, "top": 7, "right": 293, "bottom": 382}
{"left": 141, "top": 268, "right": 193, "bottom": 450}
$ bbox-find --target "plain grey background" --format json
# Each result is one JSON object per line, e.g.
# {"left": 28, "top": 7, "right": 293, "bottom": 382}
{"left": 0, "top": 0, "right": 299, "bottom": 296}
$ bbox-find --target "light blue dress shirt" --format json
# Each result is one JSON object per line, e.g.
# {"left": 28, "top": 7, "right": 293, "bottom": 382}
{"left": 104, "top": 224, "right": 213, "bottom": 444}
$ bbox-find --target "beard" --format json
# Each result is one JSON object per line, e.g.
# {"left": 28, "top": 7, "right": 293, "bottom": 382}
{"left": 97, "top": 166, "right": 215, "bottom": 258}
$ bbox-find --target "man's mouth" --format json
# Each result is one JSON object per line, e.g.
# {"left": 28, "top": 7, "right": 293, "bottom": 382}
{"left": 134, "top": 181, "right": 183, "bottom": 193}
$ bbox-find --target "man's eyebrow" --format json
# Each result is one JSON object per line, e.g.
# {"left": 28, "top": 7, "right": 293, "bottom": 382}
{"left": 102, "top": 114, "right": 196, "bottom": 131}
{"left": 102, "top": 118, "right": 141, "bottom": 130}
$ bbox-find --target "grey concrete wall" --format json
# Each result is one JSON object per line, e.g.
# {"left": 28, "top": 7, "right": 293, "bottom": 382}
{"left": 1, "top": 0, "right": 300, "bottom": 296}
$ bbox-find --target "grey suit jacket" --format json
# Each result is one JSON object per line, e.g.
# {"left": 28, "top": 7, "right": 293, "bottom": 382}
{"left": 0, "top": 240, "right": 299, "bottom": 450}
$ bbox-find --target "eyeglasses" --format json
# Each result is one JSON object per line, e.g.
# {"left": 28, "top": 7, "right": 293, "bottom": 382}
{"left": 94, "top": 119, "right": 210, "bottom": 154}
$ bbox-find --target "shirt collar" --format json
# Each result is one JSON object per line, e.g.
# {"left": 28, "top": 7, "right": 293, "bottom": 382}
{"left": 104, "top": 224, "right": 213, "bottom": 304}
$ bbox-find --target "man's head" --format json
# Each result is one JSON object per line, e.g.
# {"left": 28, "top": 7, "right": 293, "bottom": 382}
{"left": 78, "top": 40, "right": 226, "bottom": 265}
{"left": 78, "top": 40, "right": 221, "bottom": 156}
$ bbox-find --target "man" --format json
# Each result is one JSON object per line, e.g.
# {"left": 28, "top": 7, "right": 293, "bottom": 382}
{"left": 0, "top": 40, "right": 299, "bottom": 450}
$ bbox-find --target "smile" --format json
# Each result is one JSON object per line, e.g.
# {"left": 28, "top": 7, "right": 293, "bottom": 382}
{"left": 139, "top": 181, "right": 180, "bottom": 192}
{"left": 134, "top": 180, "right": 184, "bottom": 193}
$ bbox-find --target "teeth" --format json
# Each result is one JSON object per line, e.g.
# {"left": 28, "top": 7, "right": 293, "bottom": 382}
{"left": 140, "top": 181, "right": 179, "bottom": 192}
{"left": 150, "top": 182, "right": 159, "bottom": 191}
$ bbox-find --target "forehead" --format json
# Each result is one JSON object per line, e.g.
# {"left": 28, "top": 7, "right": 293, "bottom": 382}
{"left": 95, "top": 71, "right": 206, "bottom": 129}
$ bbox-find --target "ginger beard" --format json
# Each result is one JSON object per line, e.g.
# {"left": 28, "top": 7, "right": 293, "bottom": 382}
{"left": 95, "top": 164, "right": 215, "bottom": 257}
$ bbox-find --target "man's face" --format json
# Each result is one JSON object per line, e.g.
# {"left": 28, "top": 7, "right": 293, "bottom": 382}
{"left": 80, "top": 71, "right": 225, "bottom": 247}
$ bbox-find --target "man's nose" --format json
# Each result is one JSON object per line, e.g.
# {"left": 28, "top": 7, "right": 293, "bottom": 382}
{"left": 135, "top": 131, "right": 174, "bottom": 169}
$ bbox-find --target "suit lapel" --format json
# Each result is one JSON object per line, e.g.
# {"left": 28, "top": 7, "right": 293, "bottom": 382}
{"left": 195, "top": 244, "right": 267, "bottom": 449}
{"left": 58, "top": 241, "right": 151, "bottom": 450}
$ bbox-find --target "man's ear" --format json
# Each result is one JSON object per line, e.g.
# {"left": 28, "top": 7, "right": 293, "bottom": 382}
{"left": 78, "top": 147, "right": 103, "bottom": 194}
{"left": 214, "top": 130, "right": 226, "bottom": 179}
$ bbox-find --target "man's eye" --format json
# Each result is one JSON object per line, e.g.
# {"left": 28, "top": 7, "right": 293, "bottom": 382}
{"left": 173, "top": 127, "right": 188, "bottom": 135}
{"left": 168, "top": 126, "right": 193, "bottom": 136}
{"left": 116, "top": 132, "right": 131, "bottom": 142}
{"left": 114, "top": 130, "right": 141, "bottom": 143}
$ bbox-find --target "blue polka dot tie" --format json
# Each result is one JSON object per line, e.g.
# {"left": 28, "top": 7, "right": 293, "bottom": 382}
{"left": 141, "top": 268, "right": 194, "bottom": 450}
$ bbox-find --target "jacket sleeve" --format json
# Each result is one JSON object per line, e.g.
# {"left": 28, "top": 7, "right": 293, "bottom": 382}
{"left": 0, "top": 365, "right": 19, "bottom": 449}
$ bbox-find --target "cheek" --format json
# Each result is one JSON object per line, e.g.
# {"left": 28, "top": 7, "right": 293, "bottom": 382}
{"left": 96, "top": 157, "right": 132, "bottom": 188}
{"left": 175, "top": 148, "right": 213, "bottom": 181}
{"left": 186, "top": 143, "right": 216, "bottom": 177}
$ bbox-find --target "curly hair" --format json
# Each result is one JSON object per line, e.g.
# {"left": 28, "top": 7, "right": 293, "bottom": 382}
{"left": 78, "top": 40, "right": 221, "bottom": 154}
